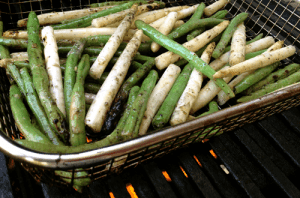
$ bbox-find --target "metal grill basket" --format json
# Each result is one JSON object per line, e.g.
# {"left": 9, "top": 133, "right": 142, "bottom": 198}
{"left": 1, "top": 0, "right": 300, "bottom": 188}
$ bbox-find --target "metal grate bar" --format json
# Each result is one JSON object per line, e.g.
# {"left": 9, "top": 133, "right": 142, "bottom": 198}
{"left": 142, "top": 161, "right": 178, "bottom": 198}
{"left": 160, "top": 155, "right": 204, "bottom": 198}
{"left": 234, "top": 128, "right": 300, "bottom": 198}
{"left": 106, "top": 175, "right": 131, "bottom": 198}
{"left": 281, "top": 107, "right": 300, "bottom": 135}
{"left": 176, "top": 151, "right": 223, "bottom": 198}
{"left": 255, "top": 114, "right": 300, "bottom": 168}
{"left": 217, "top": 132, "right": 269, "bottom": 188}
{"left": 190, "top": 144, "right": 245, "bottom": 198}
{"left": 251, "top": 119, "right": 297, "bottom": 176}
{"left": 209, "top": 137, "right": 265, "bottom": 197}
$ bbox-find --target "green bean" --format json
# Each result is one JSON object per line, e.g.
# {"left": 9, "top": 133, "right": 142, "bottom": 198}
{"left": 102, "top": 59, "right": 155, "bottom": 134}
{"left": 152, "top": 63, "right": 193, "bottom": 129}
{"left": 64, "top": 39, "right": 86, "bottom": 122}
{"left": 175, "top": 34, "right": 223, "bottom": 67}
{"left": 169, "top": 3, "right": 205, "bottom": 39}
{"left": 15, "top": 88, "right": 142, "bottom": 152}
{"left": 169, "top": 18, "right": 225, "bottom": 40}
{"left": 20, "top": 67, "right": 64, "bottom": 145}
{"left": 0, "top": 37, "right": 28, "bottom": 49}
{"left": 135, "top": 20, "right": 234, "bottom": 97}
{"left": 237, "top": 69, "right": 300, "bottom": 103}
{"left": 212, "top": 12, "right": 248, "bottom": 59}
{"left": 223, "top": 33, "right": 264, "bottom": 54}
{"left": 197, "top": 101, "right": 219, "bottom": 117}
{"left": 27, "top": 11, "right": 67, "bottom": 141}
{"left": 58, "top": 46, "right": 123, "bottom": 57}
{"left": 245, "top": 63, "right": 300, "bottom": 95}
{"left": 54, "top": 170, "right": 91, "bottom": 192}
{"left": 235, "top": 62, "right": 280, "bottom": 94}
{"left": 6, "top": 63, "right": 26, "bottom": 94}
{"left": 85, "top": 72, "right": 108, "bottom": 85}
{"left": 186, "top": 27, "right": 205, "bottom": 41}
{"left": 9, "top": 85, "right": 52, "bottom": 144}
{"left": 69, "top": 54, "right": 90, "bottom": 146}
{"left": 186, "top": 10, "right": 228, "bottom": 41}
{"left": 51, "top": 2, "right": 134, "bottom": 29}
{"left": 84, "top": 83, "right": 100, "bottom": 94}
{"left": 210, "top": 10, "right": 228, "bottom": 19}
{"left": 122, "top": 70, "right": 158, "bottom": 139}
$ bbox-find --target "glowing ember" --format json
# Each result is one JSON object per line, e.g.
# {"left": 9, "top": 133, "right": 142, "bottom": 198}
{"left": 162, "top": 170, "right": 172, "bottom": 182}
{"left": 193, "top": 155, "right": 202, "bottom": 167}
{"left": 179, "top": 166, "right": 188, "bottom": 178}
{"left": 209, "top": 149, "right": 217, "bottom": 159}
{"left": 86, "top": 137, "right": 93, "bottom": 143}
{"left": 19, "top": 133, "right": 24, "bottom": 139}
{"left": 126, "top": 183, "right": 138, "bottom": 198}
{"left": 202, "top": 139, "right": 209, "bottom": 143}
{"left": 109, "top": 192, "right": 115, "bottom": 198}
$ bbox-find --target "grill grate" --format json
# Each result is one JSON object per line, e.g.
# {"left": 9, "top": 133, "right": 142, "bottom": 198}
{"left": 2, "top": 107, "right": 300, "bottom": 197}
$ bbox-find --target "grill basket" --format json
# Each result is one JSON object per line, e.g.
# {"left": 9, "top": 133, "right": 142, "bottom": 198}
{"left": 1, "top": 0, "right": 300, "bottom": 188}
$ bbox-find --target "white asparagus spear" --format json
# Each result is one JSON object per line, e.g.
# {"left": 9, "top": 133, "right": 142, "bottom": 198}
{"left": 41, "top": 26, "right": 66, "bottom": 116}
{"left": 0, "top": 59, "right": 16, "bottom": 68}
{"left": 91, "top": 3, "right": 156, "bottom": 28}
{"left": 170, "top": 42, "right": 215, "bottom": 126}
{"left": 151, "top": 12, "right": 178, "bottom": 53}
{"left": 17, "top": 6, "right": 114, "bottom": 27}
{"left": 217, "top": 40, "right": 285, "bottom": 105}
{"left": 213, "top": 45, "right": 296, "bottom": 79}
{"left": 8, "top": 52, "right": 67, "bottom": 65}
{"left": 92, "top": 9, "right": 132, "bottom": 28}
{"left": 107, "top": 6, "right": 189, "bottom": 28}
{"left": 2, "top": 28, "right": 150, "bottom": 42}
{"left": 138, "top": 64, "right": 181, "bottom": 136}
{"left": 209, "top": 36, "right": 275, "bottom": 71}
{"left": 85, "top": 93, "right": 96, "bottom": 104}
{"left": 204, "top": 0, "right": 229, "bottom": 16}
{"left": 131, "top": 5, "right": 189, "bottom": 28}
{"left": 10, "top": 52, "right": 28, "bottom": 60}
{"left": 149, "top": 4, "right": 199, "bottom": 29}
{"left": 217, "top": 71, "right": 253, "bottom": 105}
{"left": 229, "top": 23, "right": 246, "bottom": 66}
{"left": 173, "top": 20, "right": 185, "bottom": 29}
{"left": 155, "top": 20, "right": 230, "bottom": 70}
{"left": 190, "top": 66, "right": 234, "bottom": 114}
{"left": 89, "top": 4, "right": 138, "bottom": 80}
{"left": 85, "top": 30, "right": 143, "bottom": 133}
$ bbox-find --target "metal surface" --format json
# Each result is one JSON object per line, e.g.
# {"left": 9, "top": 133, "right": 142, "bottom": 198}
{"left": 0, "top": 0, "right": 300, "bottom": 187}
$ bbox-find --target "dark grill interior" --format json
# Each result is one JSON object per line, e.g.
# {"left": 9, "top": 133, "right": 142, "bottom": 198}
{"left": 2, "top": 107, "right": 300, "bottom": 197}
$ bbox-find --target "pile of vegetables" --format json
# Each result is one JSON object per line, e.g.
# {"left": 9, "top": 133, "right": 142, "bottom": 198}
{"left": 0, "top": 0, "right": 299, "bottom": 191}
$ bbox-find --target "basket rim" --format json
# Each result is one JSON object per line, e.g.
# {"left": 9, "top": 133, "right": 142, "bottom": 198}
{"left": 1, "top": 81, "right": 300, "bottom": 169}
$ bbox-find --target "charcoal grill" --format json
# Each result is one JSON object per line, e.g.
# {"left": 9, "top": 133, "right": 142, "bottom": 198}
{"left": 1, "top": 0, "right": 300, "bottom": 190}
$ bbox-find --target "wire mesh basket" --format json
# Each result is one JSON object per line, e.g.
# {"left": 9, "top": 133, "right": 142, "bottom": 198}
{"left": 1, "top": 0, "right": 300, "bottom": 189}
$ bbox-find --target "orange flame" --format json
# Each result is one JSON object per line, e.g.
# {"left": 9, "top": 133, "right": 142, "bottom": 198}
{"left": 162, "top": 171, "right": 172, "bottom": 182}
{"left": 109, "top": 192, "right": 115, "bottom": 198}
{"left": 179, "top": 166, "right": 188, "bottom": 178}
{"left": 193, "top": 155, "right": 202, "bottom": 167}
{"left": 209, "top": 149, "right": 217, "bottom": 159}
{"left": 202, "top": 139, "right": 209, "bottom": 143}
{"left": 86, "top": 137, "right": 93, "bottom": 143}
{"left": 126, "top": 183, "right": 138, "bottom": 198}
{"left": 19, "top": 133, "right": 24, "bottom": 139}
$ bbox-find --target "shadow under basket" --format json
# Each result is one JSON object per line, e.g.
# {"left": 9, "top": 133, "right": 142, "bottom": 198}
{"left": 0, "top": 0, "right": 300, "bottom": 189}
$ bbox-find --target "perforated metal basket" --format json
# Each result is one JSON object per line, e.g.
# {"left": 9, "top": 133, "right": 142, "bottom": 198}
{"left": 0, "top": 0, "right": 300, "bottom": 188}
